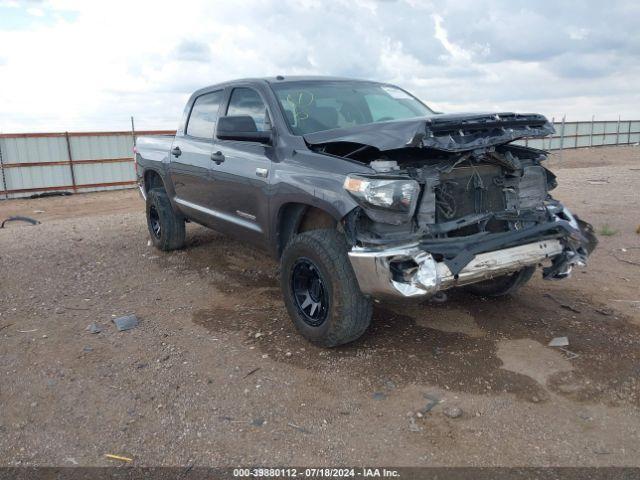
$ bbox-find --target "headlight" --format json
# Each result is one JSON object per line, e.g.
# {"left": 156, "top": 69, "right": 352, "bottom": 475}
{"left": 344, "top": 175, "right": 419, "bottom": 224}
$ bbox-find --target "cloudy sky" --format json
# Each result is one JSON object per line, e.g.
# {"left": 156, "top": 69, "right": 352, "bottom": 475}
{"left": 0, "top": 0, "right": 638, "bottom": 133}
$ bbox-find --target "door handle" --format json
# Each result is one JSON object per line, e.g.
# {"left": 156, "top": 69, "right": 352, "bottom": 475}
{"left": 211, "top": 151, "right": 225, "bottom": 165}
{"left": 171, "top": 146, "right": 182, "bottom": 157}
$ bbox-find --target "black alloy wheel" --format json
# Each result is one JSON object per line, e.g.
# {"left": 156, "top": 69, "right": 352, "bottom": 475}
{"left": 290, "top": 258, "right": 329, "bottom": 326}
{"left": 149, "top": 205, "right": 161, "bottom": 239}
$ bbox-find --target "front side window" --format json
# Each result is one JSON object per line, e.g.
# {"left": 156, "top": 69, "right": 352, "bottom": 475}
{"left": 271, "top": 81, "right": 434, "bottom": 135}
{"left": 186, "top": 90, "right": 223, "bottom": 138}
{"left": 226, "top": 87, "right": 270, "bottom": 132}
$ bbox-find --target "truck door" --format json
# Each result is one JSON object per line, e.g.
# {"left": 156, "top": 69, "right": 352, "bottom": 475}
{"left": 168, "top": 89, "right": 225, "bottom": 229}
{"left": 205, "top": 86, "right": 273, "bottom": 249}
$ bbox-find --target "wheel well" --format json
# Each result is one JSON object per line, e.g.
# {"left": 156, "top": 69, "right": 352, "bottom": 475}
{"left": 299, "top": 206, "right": 336, "bottom": 232}
{"left": 144, "top": 170, "right": 165, "bottom": 193}
{"left": 277, "top": 203, "right": 338, "bottom": 257}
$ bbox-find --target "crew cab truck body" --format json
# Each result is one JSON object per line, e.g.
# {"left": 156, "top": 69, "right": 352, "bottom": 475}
{"left": 136, "top": 76, "right": 597, "bottom": 346}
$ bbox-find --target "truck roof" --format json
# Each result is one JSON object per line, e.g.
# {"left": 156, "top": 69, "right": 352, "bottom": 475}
{"left": 190, "top": 75, "right": 382, "bottom": 96}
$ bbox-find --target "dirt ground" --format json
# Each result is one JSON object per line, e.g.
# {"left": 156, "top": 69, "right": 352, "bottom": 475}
{"left": 1, "top": 145, "right": 639, "bottom": 467}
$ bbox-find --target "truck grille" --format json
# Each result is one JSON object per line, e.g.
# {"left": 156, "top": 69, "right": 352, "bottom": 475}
{"left": 435, "top": 165, "right": 506, "bottom": 223}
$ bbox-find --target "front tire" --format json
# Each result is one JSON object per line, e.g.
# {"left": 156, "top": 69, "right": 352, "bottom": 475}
{"left": 146, "top": 188, "right": 185, "bottom": 251}
{"left": 280, "top": 229, "right": 372, "bottom": 347}
{"left": 464, "top": 266, "right": 536, "bottom": 297}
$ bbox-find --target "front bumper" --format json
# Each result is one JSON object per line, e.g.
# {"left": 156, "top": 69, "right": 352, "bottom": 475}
{"left": 348, "top": 239, "right": 563, "bottom": 298}
{"left": 347, "top": 206, "right": 597, "bottom": 299}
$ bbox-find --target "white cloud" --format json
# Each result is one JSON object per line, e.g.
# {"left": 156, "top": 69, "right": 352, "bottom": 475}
{"left": 0, "top": 0, "right": 638, "bottom": 133}
{"left": 568, "top": 27, "right": 590, "bottom": 40}
{"left": 26, "top": 6, "right": 44, "bottom": 16}
{"left": 432, "top": 14, "right": 471, "bottom": 62}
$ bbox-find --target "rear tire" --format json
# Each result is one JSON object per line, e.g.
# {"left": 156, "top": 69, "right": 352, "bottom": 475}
{"left": 146, "top": 188, "right": 185, "bottom": 251}
{"left": 464, "top": 266, "right": 536, "bottom": 297}
{"left": 280, "top": 229, "right": 372, "bottom": 347}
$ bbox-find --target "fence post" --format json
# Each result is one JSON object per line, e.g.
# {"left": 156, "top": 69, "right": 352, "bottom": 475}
{"left": 627, "top": 119, "right": 632, "bottom": 146}
{"left": 590, "top": 115, "right": 595, "bottom": 147}
{"left": 0, "top": 139, "right": 8, "bottom": 199}
{"left": 130, "top": 116, "right": 137, "bottom": 147}
{"left": 615, "top": 115, "right": 621, "bottom": 146}
{"left": 64, "top": 132, "right": 78, "bottom": 192}
{"left": 558, "top": 115, "right": 566, "bottom": 160}
{"left": 549, "top": 116, "right": 555, "bottom": 150}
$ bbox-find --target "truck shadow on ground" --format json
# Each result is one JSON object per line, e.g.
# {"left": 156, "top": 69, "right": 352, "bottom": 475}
{"left": 183, "top": 228, "right": 640, "bottom": 407}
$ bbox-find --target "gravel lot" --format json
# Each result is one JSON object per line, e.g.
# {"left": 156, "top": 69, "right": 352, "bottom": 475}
{"left": 1, "top": 146, "right": 639, "bottom": 467}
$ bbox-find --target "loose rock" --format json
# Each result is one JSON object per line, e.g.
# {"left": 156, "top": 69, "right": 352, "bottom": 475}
{"left": 113, "top": 314, "right": 139, "bottom": 332}
{"left": 86, "top": 323, "right": 102, "bottom": 334}
{"left": 372, "top": 392, "right": 386, "bottom": 401}
{"left": 443, "top": 407, "right": 463, "bottom": 419}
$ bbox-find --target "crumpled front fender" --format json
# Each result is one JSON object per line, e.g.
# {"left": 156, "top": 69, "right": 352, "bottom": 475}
{"left": 542, "top": 206, "right": 598, "bottom": 280}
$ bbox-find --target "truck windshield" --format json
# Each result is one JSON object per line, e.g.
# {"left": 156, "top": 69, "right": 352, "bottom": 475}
{"left": 270, "top": 81, "right": 434, "bottom": 135}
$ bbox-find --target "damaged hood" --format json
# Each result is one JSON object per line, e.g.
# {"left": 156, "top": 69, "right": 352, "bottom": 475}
{"left": 304, "top": 112, "right": 554, "bottom": 153}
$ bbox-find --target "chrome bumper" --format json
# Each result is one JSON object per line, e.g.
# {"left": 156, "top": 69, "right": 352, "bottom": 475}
{"left": 348, "top": 239, "right": 564, "bottom": 298}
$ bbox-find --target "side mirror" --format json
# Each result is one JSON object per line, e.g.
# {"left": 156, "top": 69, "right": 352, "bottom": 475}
{"left": 216, "top": 115, "right": 272, "bottom": 144}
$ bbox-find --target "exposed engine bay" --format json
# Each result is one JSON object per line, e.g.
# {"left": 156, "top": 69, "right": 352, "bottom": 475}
{"left": 306, "top": 114, "right": 598, "bottom": 297}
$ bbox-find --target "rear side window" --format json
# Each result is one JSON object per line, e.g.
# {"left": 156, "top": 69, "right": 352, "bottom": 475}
{"left": 226, "top": 88, "right": 270, "bottom": 132}
{"left": 187, "top": 90, "right": 223, "bottom": 138}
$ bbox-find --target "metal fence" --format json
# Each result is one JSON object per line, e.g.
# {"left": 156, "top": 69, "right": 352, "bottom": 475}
{"left": 516, "top": 118, "right": 640, "bottom": 150}
{"left": 0, "top": 130, "right": 173, "bottom": 199}
{"left": 1, "top": 119, "right": 638, "bottom": 200}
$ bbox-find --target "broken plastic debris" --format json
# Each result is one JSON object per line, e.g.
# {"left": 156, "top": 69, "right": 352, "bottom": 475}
{"left": 86, "top": 323, "right": 102, "bottom": 334}
{"left": 112, "top": 314, "right": 139, "bottom": 331}
{"left": 0, "top": 216, "right": 41, "bottom": 229}
{"left": 548, "top": 336, "right": 569, "bottom": 347}
{"left": 560, "top": 347, "right": 580, "bottom": 360}
{"left": 104, "top": 454, "right": 133, "bottom": 462}
{"left": 243, "top": 367, "right": 260, "bottom": 378}
{"left": 419, "top": 394, "right": 440, "bottom": 414}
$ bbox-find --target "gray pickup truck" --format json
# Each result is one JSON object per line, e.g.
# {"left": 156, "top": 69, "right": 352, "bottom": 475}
{"left": 135, "top": 76, "right": 597, "bottom": 347}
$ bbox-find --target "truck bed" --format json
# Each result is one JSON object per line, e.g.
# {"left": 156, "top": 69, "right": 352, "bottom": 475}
{"left": 136, "top": 134, "right": 174, "bottom": 164}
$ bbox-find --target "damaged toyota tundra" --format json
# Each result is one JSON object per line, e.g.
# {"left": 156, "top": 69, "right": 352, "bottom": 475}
{"left": 135, "top": 76, "right": 597, "bottom": 347}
